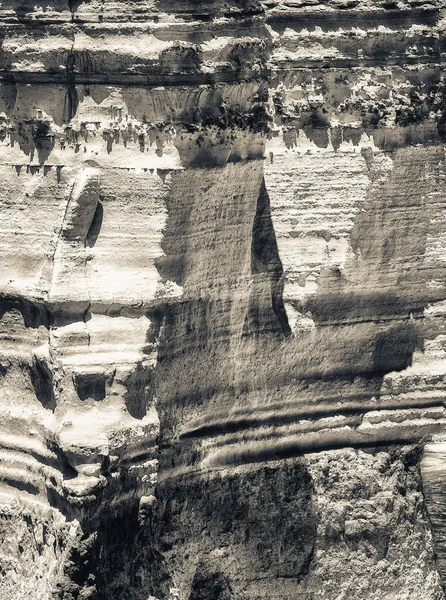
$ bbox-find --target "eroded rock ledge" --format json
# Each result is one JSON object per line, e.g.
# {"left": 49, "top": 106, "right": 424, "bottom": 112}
{"left": 1, "top": 0, "right": 446, "bottom": 599}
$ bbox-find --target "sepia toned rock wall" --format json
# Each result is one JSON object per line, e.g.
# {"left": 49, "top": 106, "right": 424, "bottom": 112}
{"left": 0, "top": 0, "right": 446, "bottom": 598}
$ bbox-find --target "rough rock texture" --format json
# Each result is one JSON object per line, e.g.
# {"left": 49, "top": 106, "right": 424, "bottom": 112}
{"left": 1, "top": 0, "right": 446, "bottom": 598}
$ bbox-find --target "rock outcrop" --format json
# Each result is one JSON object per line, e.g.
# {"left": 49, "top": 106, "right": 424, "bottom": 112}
{"left": 1, "top": 0, "right": 446, "bottom": 599}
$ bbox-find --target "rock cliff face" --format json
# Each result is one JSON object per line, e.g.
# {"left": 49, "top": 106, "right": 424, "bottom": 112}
{"left": 1, "top": 1, "right": 446, "bottom": 599}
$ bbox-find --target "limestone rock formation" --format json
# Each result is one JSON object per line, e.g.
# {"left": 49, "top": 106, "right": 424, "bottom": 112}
{"left": 1, "top": 0, "right": 446, "bottom": 599}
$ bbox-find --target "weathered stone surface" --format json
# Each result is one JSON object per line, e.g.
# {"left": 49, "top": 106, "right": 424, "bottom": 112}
{"left": 1, "top": 0, "right": 446, "bottom": 598}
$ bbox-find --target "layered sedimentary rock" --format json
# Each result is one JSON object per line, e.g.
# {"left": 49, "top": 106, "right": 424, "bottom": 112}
{"left": 1, "top": 0, "right": 446, "bottom": 599}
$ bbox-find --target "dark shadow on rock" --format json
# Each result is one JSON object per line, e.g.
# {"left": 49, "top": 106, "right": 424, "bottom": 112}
{"left": 304, "top": 146, "right": 441, "bottom": 379}
{"left": 85, "top": 201, "right": 103, "bottom": 248}
{"left": 243, "top": 178, "right": 290, "bottom": 336}
{"left": 0, "top": 294, "right": 52, "bottom": 328}
{"left": 123, "top": 362, "right": 153, "bottom": 419}
{"left": 64, "top": 51, "right": 79, "bottom": 123}
{"left": 74, "top": 372, "right": 106, "bottom": 401}
{"left": 188, "top": 566, "right": 233, "bottom": 600}
{"left": 372, "top": 321, "right": 423, "bottom": 375}
{"left": 154, "top": 175, "right": 192, "bottom": 286}
{"left": 35, "top": 125, "right": 56, "bottom": 165}
{"left": 68, "top": 0, "right": 84, "bottom": 12}
{"left": 30, "top": 356, "right": 56, "bottom": 411}
{"left": 14, "top": 119, "right": 55, "bottom": 165}
{"left": 53, "top": 500, "right": 162, "bottom": 600}
{"left": 149, "top": 460, "right": 317, "bottom": 599}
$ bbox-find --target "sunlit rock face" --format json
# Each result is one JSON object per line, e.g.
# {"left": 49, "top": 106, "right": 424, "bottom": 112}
{"left": 1, "top": 0, "right": 446, "bottom": 599}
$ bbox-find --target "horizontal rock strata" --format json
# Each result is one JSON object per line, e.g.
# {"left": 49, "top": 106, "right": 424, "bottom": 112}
{"left": 0, "top": 0, "right": 446, "bottom": 598}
